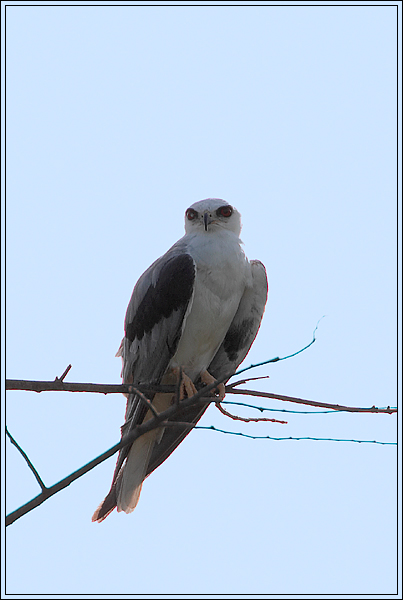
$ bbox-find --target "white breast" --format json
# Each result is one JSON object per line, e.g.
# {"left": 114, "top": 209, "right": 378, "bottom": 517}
{"left": 169, "top": 230, "right": 250, "bottom": 380}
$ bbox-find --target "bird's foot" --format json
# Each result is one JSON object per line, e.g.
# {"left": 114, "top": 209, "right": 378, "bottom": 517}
{"left": 172, "top": 367, "right": 198, "bottom": 400}
{"left": 200, "top": 370, "right": 226, "bottom": 400}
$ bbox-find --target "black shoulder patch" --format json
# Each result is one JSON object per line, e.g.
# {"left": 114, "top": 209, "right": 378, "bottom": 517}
{"left": 126, "top": 254, "right": 195, "bottom": 343}
{"left": 223, "top": 318, "right": 255, "bottom": 362}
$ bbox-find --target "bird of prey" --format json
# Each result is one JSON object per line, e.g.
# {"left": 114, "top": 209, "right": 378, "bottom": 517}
{"left": 92, "top": 198, "right": 267, "bottom": 522}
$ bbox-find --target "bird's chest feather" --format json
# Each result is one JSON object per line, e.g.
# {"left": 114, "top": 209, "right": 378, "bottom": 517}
{"left": 170, "top": 234, "right": 249, "bottom": 377}
{"left": 190, "top": 234, "right": 249, "bottom": 320}
{"left": 191, "top": 233, "right": 248, "bottom": 297}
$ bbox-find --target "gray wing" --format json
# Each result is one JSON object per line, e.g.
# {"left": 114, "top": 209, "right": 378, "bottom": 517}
{"left": 145, "top": 259, "right": 268, "bottom": 477}
{"left": 121, "top": 248, "right": 196, "bottom": 387}
{"left": 121, "top": 248, "right": 196, "bottom": 434}
{"left": 93, "top": 246, "right": 196, "bottom": 521}
{"left": 208, "top": 260, "right": 268, "bottom": 380}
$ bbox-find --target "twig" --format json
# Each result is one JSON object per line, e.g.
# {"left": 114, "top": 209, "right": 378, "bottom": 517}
{"left": 233, "top": 316, "right": 325, "bottom": 377}
{"left": 226, "top": 388, "right": 397, "bottom": 415}
{"left": 215, "top": 401, "right": 287, "bottom": 424}
{"left": 196, "top": 425, "right": 397, "bottom": 446}
{"left": 128, "top": 385, "right": 159, "bottom": 418}
{"left": 56, "top": 364, "right": 72, "bottom": 382}
{"left": 226, "top": 375, "right": 270, "bottom": 388}
{"left": 6, "top": 428, "right": 47, "bottom": 491}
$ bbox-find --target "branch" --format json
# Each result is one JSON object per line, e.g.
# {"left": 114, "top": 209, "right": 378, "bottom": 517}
{"left": 7, "top": 383, "right": 395, "bottom": 526}
{"left": 6, "top": 417, "right": 201, "bottom": 527}
{"left": 6, "top": 378, "right": 396, "bottom": 414}
{"left": 6, "top": 371, "right": 232, "bottom": 527}
{"left": 6, "top": 379, "right": 138, "bottom": 394}
{"left": 225, "top": 388, "right": 397, "bottom": 415}
{"left": 6, "top": 324, "right": 396, "bottom": 526}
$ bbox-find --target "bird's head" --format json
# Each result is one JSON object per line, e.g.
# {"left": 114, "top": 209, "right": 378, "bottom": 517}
{"left": 184, "top": 198, "right": 242, "bottom": 236}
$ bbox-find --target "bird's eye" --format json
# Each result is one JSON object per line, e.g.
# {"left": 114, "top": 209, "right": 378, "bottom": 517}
{"left": 186, "top": 208, "right": 198, "bottom": 221}
{"left": 216, "top": 205, "right": 233, "bottom": 218}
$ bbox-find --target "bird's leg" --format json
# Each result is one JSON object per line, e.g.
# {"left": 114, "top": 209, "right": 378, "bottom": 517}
{"left": 172, "top": 367, "right": 198, "bottom": 400}
{"left": 200, "top": 370, "right": 226, "bottom": 400}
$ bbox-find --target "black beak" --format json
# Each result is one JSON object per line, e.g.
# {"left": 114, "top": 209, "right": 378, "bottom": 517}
{"left": 203, "top": 212, "right": 211, "bottom": 231}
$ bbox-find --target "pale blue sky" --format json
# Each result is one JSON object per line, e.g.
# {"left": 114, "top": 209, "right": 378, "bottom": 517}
{"left": 3, "top": 1, "right": 400, "bottom": 597}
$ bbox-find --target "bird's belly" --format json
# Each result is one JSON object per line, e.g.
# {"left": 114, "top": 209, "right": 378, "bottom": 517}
{"left": 169, "top": 276, "right": 244, "bottom": 380}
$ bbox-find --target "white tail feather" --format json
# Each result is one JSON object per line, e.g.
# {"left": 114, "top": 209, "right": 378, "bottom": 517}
{"left": 116, "top": 392, "right": 173, "bottom": 514}
{"left": 117, "top": 428, "right": 159, "bottom": 513}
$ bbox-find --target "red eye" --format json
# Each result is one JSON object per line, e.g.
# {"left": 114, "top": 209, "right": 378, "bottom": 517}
{"left": 217, "top": 205, "right": 233, "bottom": 218}
{"left": 186, "top": 208, "right": 198, "bottom": 221}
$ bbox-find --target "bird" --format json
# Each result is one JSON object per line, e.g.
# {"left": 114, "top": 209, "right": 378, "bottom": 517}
{"left": 92, "top": 198, "right": 268, "bottom": 522}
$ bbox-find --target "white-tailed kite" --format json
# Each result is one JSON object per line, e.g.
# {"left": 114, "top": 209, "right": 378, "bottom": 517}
{"left": 92, "top": 198, "right": 268, "bottom": 522}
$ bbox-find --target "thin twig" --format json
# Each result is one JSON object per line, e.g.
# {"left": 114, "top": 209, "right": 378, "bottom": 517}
{"left": 215, "top": 401, "right": 287, "bottom": 424}
{"left": 56, "top": 364, "right": 72, "bottom": 382}
{"left": 128, "top": 385, "right": 159, "bottom": 418}
{"left": 6, "top": 428, "right": 47, "bottom": 491}
{"left": 233, "top": 316, "right": 325, "bottom": 378}
{"left": 196, "top": 425, "right": 397, "bottom": 446}
{"left": 226, "top": 375, "right": 271, "bottom": 388}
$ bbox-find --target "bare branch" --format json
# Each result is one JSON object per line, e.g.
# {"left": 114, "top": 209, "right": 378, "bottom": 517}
{"left": 5, "top": 328, "right": 396, "bottom": 525}
{"left": 226, "top": 387, "right": 397, "bottom": 415}
{"left": 6, "top": 379, "right": 137, "bottom": 394}
{"left": 6, "top": 375, "right": 396, "bottom": 526}
{"left": 5, "top": 385, "right": 221, "bottom": 527}
{"left": 6, "top": 379, "right": 173, "bottom": 395}
{"left": 6, "top": 378, "right": 397, "bottom": 414}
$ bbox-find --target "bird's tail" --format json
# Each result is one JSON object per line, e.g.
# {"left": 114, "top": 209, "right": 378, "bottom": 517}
{"left": 116, "top": 427, "right": 160, "bottom": 513}
{"left": 92, "top": 427, "right": 160, "bottom": 522}
{"left": 92, "top": 392, "right": 172, "bottom": 522}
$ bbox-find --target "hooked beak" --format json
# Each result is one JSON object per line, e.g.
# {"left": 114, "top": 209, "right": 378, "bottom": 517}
{"left": 203, "top": 212, "right": 212, "bottom": 231}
